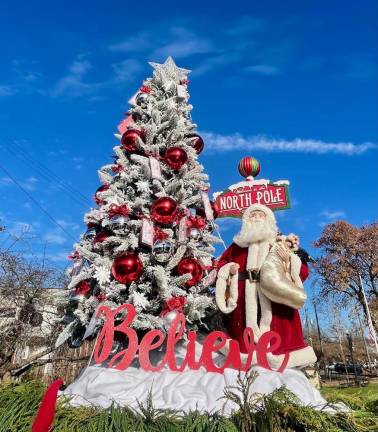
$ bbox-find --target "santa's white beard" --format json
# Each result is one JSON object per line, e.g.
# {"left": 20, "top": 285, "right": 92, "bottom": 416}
{"left": 233, "top": 219, "right": 277, "bottom": 247}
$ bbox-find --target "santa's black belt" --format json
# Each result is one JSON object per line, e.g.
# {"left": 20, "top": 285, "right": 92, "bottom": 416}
{"left": 238, "top": 270, "right": 260, "bottom": 282}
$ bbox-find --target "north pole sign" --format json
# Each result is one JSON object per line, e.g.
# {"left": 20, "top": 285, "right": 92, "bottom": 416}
{"left": 213, "top": 157, "right": 291, "bottom": 218}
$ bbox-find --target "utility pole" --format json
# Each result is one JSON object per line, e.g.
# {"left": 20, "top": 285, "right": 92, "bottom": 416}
{"left": 337, "top": 331, "right": 349, "bottom": 384}
{"left": 356, "top": 306, "right": 373, "bottom": 374}
{"left": 313, "top": 300, "right": 324, "bottom": 357}
{"left": 358, "top": 273, "right": 378, "bottom": 354}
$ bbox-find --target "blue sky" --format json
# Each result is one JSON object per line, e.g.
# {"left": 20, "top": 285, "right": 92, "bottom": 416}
{"left": 0, "top": 0, "right": 377, "bottom": 309}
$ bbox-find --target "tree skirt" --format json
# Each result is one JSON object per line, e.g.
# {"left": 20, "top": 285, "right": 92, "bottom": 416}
{"left": 61, "top": 344, "right": 338, "bottom": 416}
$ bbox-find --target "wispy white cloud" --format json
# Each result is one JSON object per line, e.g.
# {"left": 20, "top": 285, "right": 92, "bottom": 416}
{"left": 0, "top": 177, "right": 13, "bottom": 186}
{"left": 56, "top": 219, "right": 80, "bottom": 231}
{"left": 50, "top": 59, "right": 100, "bottom": 98}
{"left": 111, "top": 59, "right": 142, "bottom": 82}
{"left": 244, "top": 64, "right": 281, "bottom": 75}
{"left": 151, "top": 28, "right": 214, "bottom": 59}
{"left": 21, "top": 176, "right": 38, "bottom": 191}
{"left": 50, "top": 56, "right": 142, "bottom": 99}
{"left": 216, "top": 218, "right": 240, "bottom": 233}
{"left": 109, "top": 27, "right": 214, "bottom": 60}
{"left": 109, "top": 32, "right": 152, "bottom": 52}
{"left": 43, "top": 230, "right": 67, "bottom": 245}
{"left": 0, "top": 85, "right": 15, "bottom": 97}
{"left": 201, "top": 132, "right": 377, "bottom": 155}
{"left": 320, "top": 210, "right": 346, "bottom": 220}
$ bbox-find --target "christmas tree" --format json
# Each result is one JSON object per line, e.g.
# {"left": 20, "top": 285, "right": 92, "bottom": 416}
{"left": 59, "top": 57, "right": 221, "bottom": 348}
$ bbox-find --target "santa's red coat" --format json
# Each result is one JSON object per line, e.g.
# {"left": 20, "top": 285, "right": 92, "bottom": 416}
{"left": 217, "top": 243, "right": 309, "bottom": 355}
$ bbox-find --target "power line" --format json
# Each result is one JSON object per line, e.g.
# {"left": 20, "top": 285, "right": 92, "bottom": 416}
{"left": 3, "top": 142, "right": 92, "bottom": 208}
{"left": 0, "top": 163, "right": 77, "bottom": 242}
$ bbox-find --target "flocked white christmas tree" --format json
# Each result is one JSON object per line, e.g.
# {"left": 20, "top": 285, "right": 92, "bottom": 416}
{"left": 58, "top": 57, "right": 222, "bottom": 348}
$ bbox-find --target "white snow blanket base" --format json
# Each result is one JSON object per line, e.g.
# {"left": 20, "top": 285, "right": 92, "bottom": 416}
{"left": 62, "top": 364, "right": 335, "bottom": 415}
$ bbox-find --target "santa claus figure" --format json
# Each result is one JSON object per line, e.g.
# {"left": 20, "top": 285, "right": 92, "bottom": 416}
{"left": 215, "top": 203, "right": 316, "bottom": 369}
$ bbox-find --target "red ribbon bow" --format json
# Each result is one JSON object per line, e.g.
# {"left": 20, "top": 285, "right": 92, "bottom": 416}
{"left": 108, "top": 204, "right": 129, "bottom": 219}
{"left": 140, "top": 86, "right": 152, "bottom": 93}
{"left": 68, "top": 251, "right": 80, "bottom": 260}
{"left": 186, "top": 215, "right": 206, "bottom": 230}
{"left": 153, "top": 227, "right": 169, "bottom": 242}
{"left": 161, "top": 296, "right": 186, "bottom": 317}
{"left": 111, "top": 164, "right": 124, "bottom": 173}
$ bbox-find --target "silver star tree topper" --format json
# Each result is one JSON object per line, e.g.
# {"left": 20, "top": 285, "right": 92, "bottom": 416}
{"left": 149, "top": 56, "right": 191, "bottom": 83}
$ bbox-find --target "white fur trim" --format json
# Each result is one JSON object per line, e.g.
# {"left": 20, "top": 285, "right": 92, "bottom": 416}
{"left": 216, "top": 263, "right": 239, "bottom": 314}
{"left": 246, "top": 241, "right": 271, "bottom": 271}
{"left": 244, "top": 280, "right": 273, "bottom": 343}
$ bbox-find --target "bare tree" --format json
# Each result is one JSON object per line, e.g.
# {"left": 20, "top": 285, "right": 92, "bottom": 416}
{"left": 0, "top": 248, "right": 68, "bottom": 378}
{"left": 313, "top": 221, "right": 378, "bottom": 331}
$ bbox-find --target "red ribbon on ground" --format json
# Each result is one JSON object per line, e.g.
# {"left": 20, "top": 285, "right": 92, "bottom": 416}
{"left": 32, "top": 379, "right": 64, "bottom": 432}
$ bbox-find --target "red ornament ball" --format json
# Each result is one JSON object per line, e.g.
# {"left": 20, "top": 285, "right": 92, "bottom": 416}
{"left": 187, "top": 134, "right": 204, "bottom": 154}
{"left": 238, "top": 156, "right": 260, "bottom": 178}
{"left": 211, "top": 200, "right": 219, "bottom": 219}
{"left": 121, "top": 129, "right": 145, "bottom": 152}
{"left": 151, "top": 197, "right": 178, "bottom": 225}
{"left": 93, "top": 231, "right": 110, "bottom": 244}
{"left": 94, "top": 184, "right": 110, "bottom": 205}
{"left": 177, "top": 258, "right": 204, "bottom": 287}
{"left": 111, "top": 253, "right": 143, "bottom": 284}
{"left": 164, "top": 147, "right": 188, "bottom": 171}
{"left": 75, "top": 280, "right": 91, "bottom": 297}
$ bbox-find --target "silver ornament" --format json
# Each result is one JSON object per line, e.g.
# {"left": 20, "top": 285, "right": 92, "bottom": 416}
{"left": 164, "top": 310, "right": 179, "bottom": 328}
{"left": 190, "top": 228, "right": 200, "bottom": 239}
{"left": 109, "top": 215, "right": 129, "bottom": 229}
{"left": 136, "top": 92, "right": 149, "bottom": 108}
{"left": 152, "top": 240, "right": 173, "bottom": 263}
{"left": 83, "top": 228, "right": 96, "bottom": 240}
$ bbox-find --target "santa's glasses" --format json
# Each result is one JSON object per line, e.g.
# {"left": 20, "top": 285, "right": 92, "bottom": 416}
{"left": 248, "top": 210, "right": 266, "bottom": 220}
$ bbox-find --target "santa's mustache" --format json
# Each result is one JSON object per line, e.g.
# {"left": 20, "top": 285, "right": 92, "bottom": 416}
{"left": 233, "top": 219, "right": 277, "bottom": 246}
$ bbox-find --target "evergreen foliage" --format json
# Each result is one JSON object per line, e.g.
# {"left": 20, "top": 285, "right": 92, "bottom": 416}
{"left": 0, "top": 380, "right": 377, "bottom": 431}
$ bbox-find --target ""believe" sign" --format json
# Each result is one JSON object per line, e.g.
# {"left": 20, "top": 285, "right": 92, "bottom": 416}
{"left": 93, "top": 304, "right": 289, "bottom": 374}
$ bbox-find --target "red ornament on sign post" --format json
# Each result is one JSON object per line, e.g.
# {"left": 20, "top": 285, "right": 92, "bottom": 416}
{"left": 111, "top": 253, "right": 143, "bottom": 284}
{"left": 238, "top": 156, "right": 260, "bottom": 178}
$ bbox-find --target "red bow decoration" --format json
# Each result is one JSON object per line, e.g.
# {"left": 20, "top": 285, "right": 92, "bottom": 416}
{"left": 95, "top": 292, "right": 106, "bottom": 302}
{"left": 161, "top": 296, "right": 186, "bottom": 317}
{"left": 153, "top": 227, "right": 168, "bottom": 242}
{"left": 108, "top": 204, "right": 129, "bottom": 219}
{"left": 203, "top": 259, "right": 220, "bottom": 272}
{"left": 111, "top": 164, "right": 124, "bottom": 173}
{"left": 186, "top": 215, "right": 206, "bottom": 230}
{"left": 179, "top": 79, "right": 190, "bottom": 85}
{"left": 140, "top": 86, "right": 152, "bottom": 93}
{"left": 68, "top": 251, "right": 80, "bottom": 260}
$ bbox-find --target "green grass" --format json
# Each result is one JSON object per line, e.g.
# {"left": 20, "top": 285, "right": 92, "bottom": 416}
{"left": 321, "top": 383, "right": 378, "bottom": 398}
{"left": 0, "top": 378, "right": 377, "bottom": 432}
